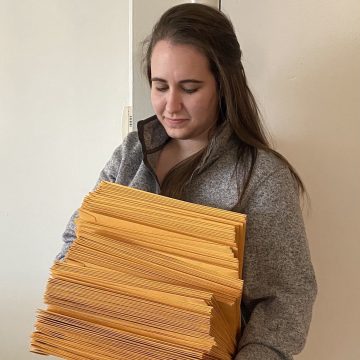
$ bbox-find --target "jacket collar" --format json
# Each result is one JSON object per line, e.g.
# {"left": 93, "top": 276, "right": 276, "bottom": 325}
{"left": 137, "top": 115, "right": 235, "bottom": 175}
{"left": 137, "top": 115, "right": 169, "bottom": 155}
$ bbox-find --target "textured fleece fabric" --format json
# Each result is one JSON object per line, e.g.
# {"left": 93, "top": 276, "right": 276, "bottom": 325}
{"left": 57, "top": 115, "right": 317, "bottom": 360}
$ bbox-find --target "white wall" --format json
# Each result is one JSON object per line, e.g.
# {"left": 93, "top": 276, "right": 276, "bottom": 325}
{"left": 222, "top": 1, "right": 360, "bottom": 359}
{"left": 0, "top": 0, "right": 129, "bottom": 358}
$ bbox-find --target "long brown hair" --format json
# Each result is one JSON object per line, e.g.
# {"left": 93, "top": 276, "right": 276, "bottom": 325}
{"left": 142, "top": 3, "right": 305, "bottom": 205}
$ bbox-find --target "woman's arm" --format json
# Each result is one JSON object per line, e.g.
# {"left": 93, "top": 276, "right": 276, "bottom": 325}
{"left": 235, "top": 166, "right": 317, "bottom": 359}
{"left": 55, "top": 144, "right": 124, "bottom": 260}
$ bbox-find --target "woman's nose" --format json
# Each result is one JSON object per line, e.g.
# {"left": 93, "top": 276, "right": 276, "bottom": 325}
{"left": 165, "top": 90, "right": 182, "bottom": 114}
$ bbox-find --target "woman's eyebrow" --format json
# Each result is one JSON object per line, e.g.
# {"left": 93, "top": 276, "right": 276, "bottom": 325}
{"left": 179, "top": 79, "right": 204, "bottom": 84}
{"left": 151, "top": 77, "right": 204, "bottom": 84}
{"left": 151, "top": 77, "right": 167, "bottom": 82}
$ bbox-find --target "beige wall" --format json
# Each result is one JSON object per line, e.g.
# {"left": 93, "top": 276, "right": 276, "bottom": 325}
{"left": 0, "top": 0, "right": 129, "bottom": 358}
{"left": 222, "top": 1, "right": 360, "bottom": 359}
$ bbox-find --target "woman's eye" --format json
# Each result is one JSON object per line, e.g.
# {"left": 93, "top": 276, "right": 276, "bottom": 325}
{"left": 183, "top": 88, "right": 198, "bottom": 94}
{"left": 156, "top": 87, "right": 168, "bottom": 92}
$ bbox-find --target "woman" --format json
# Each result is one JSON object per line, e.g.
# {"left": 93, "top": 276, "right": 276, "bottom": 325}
{"left": 58, "top": 4, "right": 317, "bottom": 359}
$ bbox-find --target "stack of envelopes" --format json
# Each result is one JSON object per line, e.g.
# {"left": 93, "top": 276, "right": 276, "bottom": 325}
{"left": 31, "top": 181, "right": 246, "bottom": 360}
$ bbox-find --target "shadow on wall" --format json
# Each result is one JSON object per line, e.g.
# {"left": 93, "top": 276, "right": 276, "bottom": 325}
{"left": 272, "top": 36, "right": 360, "bottom": 204}
{"left": 273, "top": 36, "right": 360, "bottom": 360}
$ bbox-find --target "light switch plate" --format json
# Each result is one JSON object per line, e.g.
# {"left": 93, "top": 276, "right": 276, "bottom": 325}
{"left": 122, "top": 105, "right": 134, "bottom": 139}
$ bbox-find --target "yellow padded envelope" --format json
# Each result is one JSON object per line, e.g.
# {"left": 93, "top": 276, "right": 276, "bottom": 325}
{"left": 31, "top": 182, "right": 246, "bottom": 360}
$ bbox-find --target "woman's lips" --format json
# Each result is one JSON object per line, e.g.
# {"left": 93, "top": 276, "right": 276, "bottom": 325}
{"left": 163, "top": 117, "right": 188, "bottom": 126}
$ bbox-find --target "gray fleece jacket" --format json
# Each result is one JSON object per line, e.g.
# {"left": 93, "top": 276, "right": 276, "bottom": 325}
{"left": 57, "top": 115, "right": 317, "bottom": 360}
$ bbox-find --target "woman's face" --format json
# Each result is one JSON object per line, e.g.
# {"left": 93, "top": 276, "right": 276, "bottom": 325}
{"left": 150, "top": 40, "right": 218, "bottom": 144}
